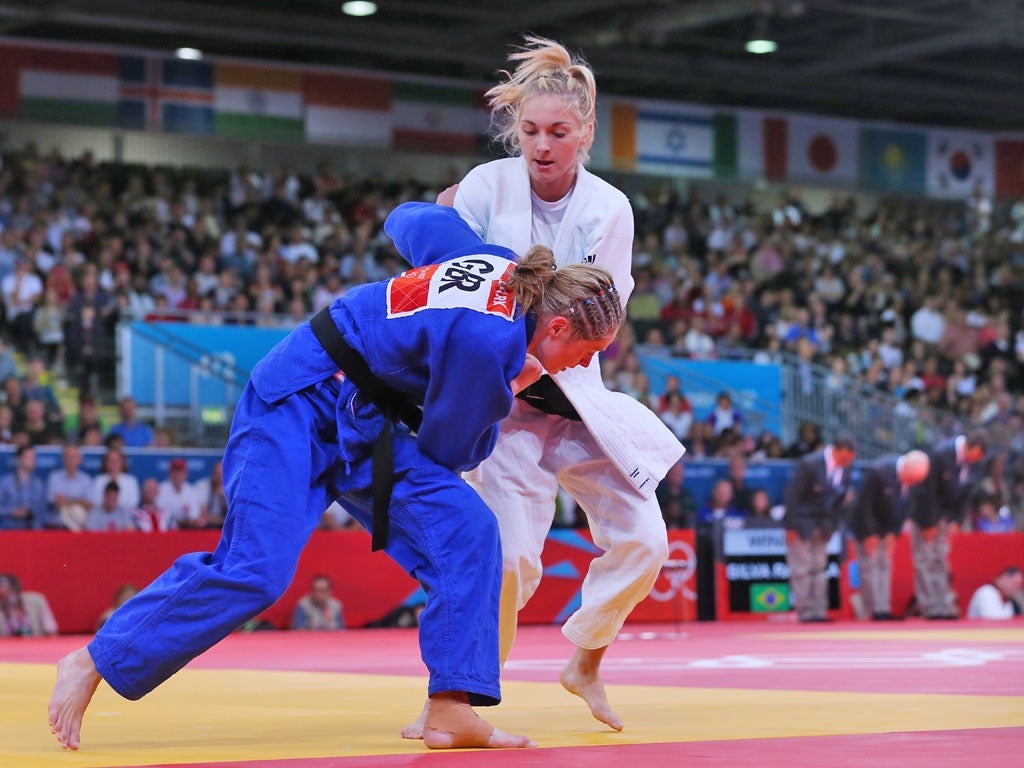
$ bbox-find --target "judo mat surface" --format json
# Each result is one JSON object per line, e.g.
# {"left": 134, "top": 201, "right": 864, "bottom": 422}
{"left": 2, "top": 619, "right": 1023, "bottom": 767}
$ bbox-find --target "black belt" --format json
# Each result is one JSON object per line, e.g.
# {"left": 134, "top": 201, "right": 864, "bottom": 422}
{"left": 310, "top": 308, "right": 422, "bottom": 551}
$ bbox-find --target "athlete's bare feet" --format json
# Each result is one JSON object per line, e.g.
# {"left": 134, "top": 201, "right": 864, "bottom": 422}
{"left": 400, "top": 698, "right": 428, "bottom": 739}
{"left": 48, "top": 647, "right": 102, "bottom": 750}
{"left": 421, "top": 691, "right": 535, "bottom": 749}
{"left": 560, "top": 645, "right": 623, "bottom": 731}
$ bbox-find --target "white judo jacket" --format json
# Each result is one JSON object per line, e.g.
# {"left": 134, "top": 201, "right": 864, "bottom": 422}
{"left": 455, "top": 157, "right": 684, "bottom": 499}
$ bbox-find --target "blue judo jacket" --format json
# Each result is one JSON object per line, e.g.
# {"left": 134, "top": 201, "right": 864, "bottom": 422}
{"left": 249, "top": 202, "right": 530, "bottom": 474}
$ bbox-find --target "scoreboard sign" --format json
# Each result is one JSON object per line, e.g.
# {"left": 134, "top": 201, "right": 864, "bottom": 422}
{"left": 721, "top": 527, "right": 843, "bottom": 614}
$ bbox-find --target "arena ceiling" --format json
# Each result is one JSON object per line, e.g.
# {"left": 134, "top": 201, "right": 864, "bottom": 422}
{"left": 1, "top": 0, "right": 1022, "bottom": 130}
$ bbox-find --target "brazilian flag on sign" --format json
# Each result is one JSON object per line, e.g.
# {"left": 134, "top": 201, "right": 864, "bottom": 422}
{"left": 751, "top": 583, "right": 790, "bottom": 612}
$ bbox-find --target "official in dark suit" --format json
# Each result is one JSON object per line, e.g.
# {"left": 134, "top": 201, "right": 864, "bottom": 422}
{"left": 783, "top": 436, "right": 856, "bottom": 622}
{"left": 850, "top": 450, "right": 930, "bottom": 620}
{"left": 908, "top": 433, "right": 987, "bottom": 619}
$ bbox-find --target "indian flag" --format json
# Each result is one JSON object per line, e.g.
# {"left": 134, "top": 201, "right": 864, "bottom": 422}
{"left": 14, "top": 46, "right": 120, "bottom": 127}
{"left": 303, "top": 70, "right": 391, "bottom": 147}
{"left": 215, "top": 63, "right": 304, "bottom": 143}
{"left": 391, "top": 80, "right": 487, "bottom": 155}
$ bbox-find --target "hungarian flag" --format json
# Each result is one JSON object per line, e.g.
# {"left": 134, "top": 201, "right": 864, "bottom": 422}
{"left": 0, "top": 42, "right": 120, "bottom": 126}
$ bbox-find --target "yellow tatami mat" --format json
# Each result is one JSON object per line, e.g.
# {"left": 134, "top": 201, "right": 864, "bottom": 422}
{"left": 3, "top": 662, "right": 1023, "bottom": 768}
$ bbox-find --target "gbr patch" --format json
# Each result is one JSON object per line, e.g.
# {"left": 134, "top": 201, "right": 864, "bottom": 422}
{"left": 386, "top": 254, "right": 517, "bottom": 320}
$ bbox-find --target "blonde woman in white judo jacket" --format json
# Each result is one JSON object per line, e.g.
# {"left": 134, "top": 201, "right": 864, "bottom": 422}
{"left": 404, "top": 36, "right": 684, "bottom": 737}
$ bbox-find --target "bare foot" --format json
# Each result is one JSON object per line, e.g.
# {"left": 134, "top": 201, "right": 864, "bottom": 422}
{"left": 400, "top": 698, "right": 428, "bottom": 739}
{"left": 48, "top": 647, "right": 102, "bottom": 750}
{"left": 560, "top": 646, "right": 623, "bottom": 731}
{"left": 421, "top": 691, "right": 535, "bottom": 749}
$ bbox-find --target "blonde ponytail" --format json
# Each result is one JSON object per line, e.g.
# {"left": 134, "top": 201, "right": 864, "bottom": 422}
{"left": 485, "top": 36, "right": 597, "bottom": 165}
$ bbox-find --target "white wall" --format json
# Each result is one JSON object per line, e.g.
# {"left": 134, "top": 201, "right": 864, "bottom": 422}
{"left": 0, "top": 119, "right": 481, "bottom": 181}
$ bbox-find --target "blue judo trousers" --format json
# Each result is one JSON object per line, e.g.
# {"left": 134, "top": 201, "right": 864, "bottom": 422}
{"left": 88, "top": 203, "right": 531, "bottom": 707}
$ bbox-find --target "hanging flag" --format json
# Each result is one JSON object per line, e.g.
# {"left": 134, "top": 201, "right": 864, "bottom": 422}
{"left": 713, "top": 112, "right": 737, "bottom": 179}
{"left": 635, "top": 105, "right": 715, "bottom": 176}
{"left": 787, "top": 115, "right": 859, "bottom": 183}
{"left": 610, "top": 101, "right": 637, "bottom": 171}
{"left": 390, "top": 80, "right": 488, "bottom": 155}
{"left": 750, "top": 582, "right": 790, "bottom": 612}
{"left": 763, "top": 116, "right": 787, "bottom": 182}
{"left": 214, "top": 63, "right": 304, "bottom": 143}
{"left": 303, "top": 71, "right": 391, "bottom": 146}
{"left": 119, "top": 55, "right": 214, "bottom": 134}
{"left": 0, "top": 42, "right": 25, "bottom": 118}
{"left": 995, "top": 138, "right": 1024, "bottom": 198}
{"left": 735, "top": 109, "right": 766, "bottom": 179}
{"left": 6, "top": 44, "right": 120, "bottom": 126}
{"left": 926, "top": 129, "right": 994, "bottom": 198}
{"left": 861, "top": 127, "right": 927, "bottom": 193}
{"left": 589, "top": 96, "right": 613, "bottom": 170}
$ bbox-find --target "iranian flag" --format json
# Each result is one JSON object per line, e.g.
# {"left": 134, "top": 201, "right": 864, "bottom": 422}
{"left": 303, "top": 70, "right": 391, "bottom": 147}
{"left": 391, "top": 80, "right": 487, "bottom": 155}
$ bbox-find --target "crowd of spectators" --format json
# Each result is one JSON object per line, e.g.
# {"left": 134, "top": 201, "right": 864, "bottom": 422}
{"left": 618, "top": 185, "right": 1024, "bottom": 531}
{"left": 0, "top": 439, "right": 226, "bottom": 532}
{"left": 0, "top": 141, "right": 1021, "bottom": 532}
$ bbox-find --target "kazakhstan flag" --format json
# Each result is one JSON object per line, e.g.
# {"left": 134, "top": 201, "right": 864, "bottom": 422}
{"left": 751, "top": 583, "right": 790, "bottom": 612}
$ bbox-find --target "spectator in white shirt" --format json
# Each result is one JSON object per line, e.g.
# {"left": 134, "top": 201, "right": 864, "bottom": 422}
{"left": 92, "top": 447, "right": 140, "bottom": 512}
{"left": 278, "top": 225, "right": 319, "bottom": 265}
{"left": 966, "top": 566, "right": 1023, "bottom": 619}
{"left": 45, "top": 442, "right": 94, "bottom": 531}
{"left": 659, "top": 391, "right": 694, "bottom": 442}
{"left": 157, "top": 458, "right": 203, "bottom": 529}
{"left": 83, "top": 481, "right": 136, "bottom": 532}
{"left": 132, "top": 477, "right": 173, "bottom": 532}
{"left": 1, "top": 257, "right": 43, "bottom": 356}
{"left": 910, "top": 295, "right": 946, "bottom": 345}
{"left": 683, "top": 316, "right": 716, "bottom": 359}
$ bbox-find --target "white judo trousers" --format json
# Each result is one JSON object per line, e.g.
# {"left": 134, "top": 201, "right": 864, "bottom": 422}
{"left": 456, "top": 156, "right": 683, "bottom": 660}
{"left": 467, "top": 398, "right": 668, "bottom": 660}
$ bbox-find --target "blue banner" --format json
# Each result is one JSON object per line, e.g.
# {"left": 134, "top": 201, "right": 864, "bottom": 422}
{"left": 635, "top": 354, "right": 782, "bottom": 437}
{"left": 123, "top": 322, "right": 289, "bottom": 408}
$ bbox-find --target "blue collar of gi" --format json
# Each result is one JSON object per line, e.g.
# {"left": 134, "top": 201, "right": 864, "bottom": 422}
{"left": 525, "top": 310, "right": 538, "bottom": 344}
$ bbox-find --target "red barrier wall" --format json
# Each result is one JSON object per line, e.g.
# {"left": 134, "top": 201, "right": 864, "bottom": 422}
{"left": 1, "top": 529, "right": 697, "bottom": 634}
{"left": 2, "top": 530, "right": 418, "bottom": 633}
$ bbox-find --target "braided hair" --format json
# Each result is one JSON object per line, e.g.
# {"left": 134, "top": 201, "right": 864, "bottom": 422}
{"left": 509, "top": 245, "right": 623, "bottom": 341}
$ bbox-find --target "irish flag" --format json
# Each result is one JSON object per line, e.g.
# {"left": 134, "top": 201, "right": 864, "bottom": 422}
{"left": 215, "top": 63, "right": 304, "bottom": 143}
{"left": 303, "top": 71, "right": 391, "bottom": 147}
